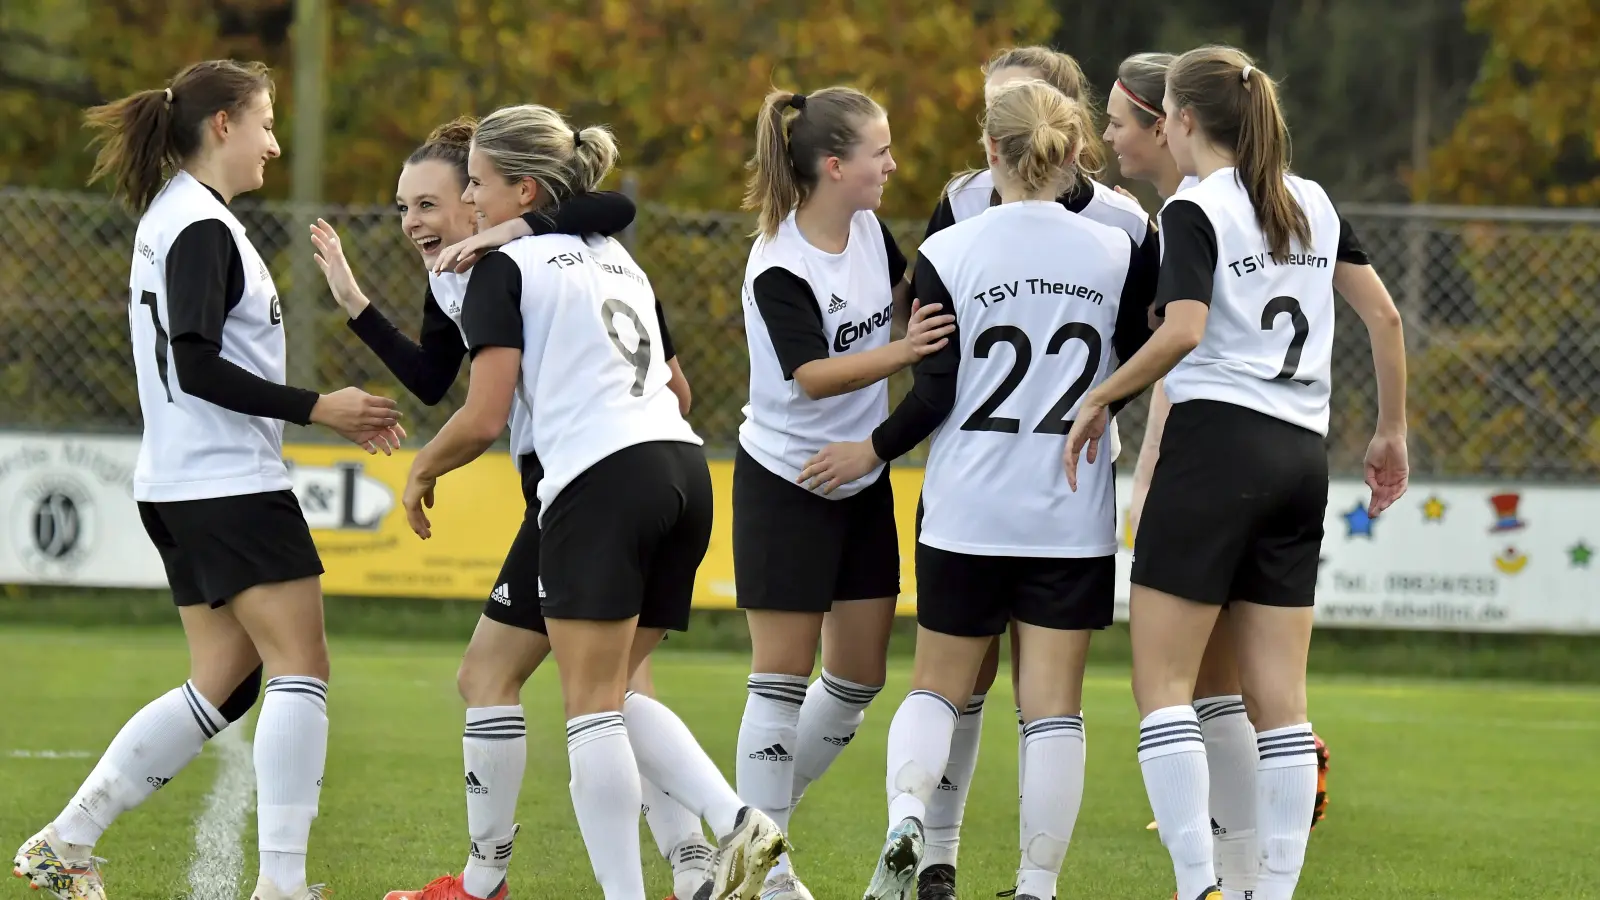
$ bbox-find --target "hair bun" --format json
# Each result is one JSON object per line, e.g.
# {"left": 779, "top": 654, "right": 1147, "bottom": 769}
{"left": 426, "top": 116, "right": 478, "bottom": 147}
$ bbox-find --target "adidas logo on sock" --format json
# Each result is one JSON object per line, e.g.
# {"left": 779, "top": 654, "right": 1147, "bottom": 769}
{"left": 747, "top": 742, "right": 793, "bottom": 761}
{"left": 490, "top": 583, "right": 511, "bottom": 605}
{"left": 827, "top": 293, "right": 847, "bottom": 314}
{"left": 822, "top": 732, "right": 854, "bottom": 746}
{"left": 1210, "top": 817, "right": 1226, "bottom": 836}
{"left": 937, "top": 776, "right": 957, "bottom": 791}
{"left": 146, "top": 776, "right": 172, "bottom": 789}
{"left": 466, "top": 771, "right": 489, "bottom": 794}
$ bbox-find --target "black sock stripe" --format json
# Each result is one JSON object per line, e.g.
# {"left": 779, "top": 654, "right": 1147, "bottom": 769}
{"left": 467, "top": 715, "right": 527, "bottom": 727}
{"left": 265, "top": 677, "right": 328, "bottom": 694}
{"left": 747, "top": 676, "right": 809, "bottom": 688}
{"left": 181, "top": 683, "right": 219, "bottom": 738}
{"left": 748, "top": 689, "right": 806, "bottom": 706}
{"left": 1138, "top": 734, "right": 1206, "bottom": 753}
{"left": 821, "top": 675, "right": 883, "bottom": 702}
{"left": 963, "top": 695, "right": 987, "bottom": 715}
{"left": 1022, "top": 717, "right": 1084, "bottom": 738}
{"left": 1257, "top": 733, "right": 1316, "bottom": 747}
{"left": 566, "top": 715, "right": 624, "bottom": 740}
{"left": 1139, "top": 717, "right": 1203, "bottom": 733}
{"left": 908, "top": 689, "right": 960, "bottom": 719}
{"left": 1257, "top": 741, "right": 1317, "bottom": 755}
{"left": 1196, "top": 703, "right": 1248, "bottom": 721}
{"left": 266, "top": 686, "right": 329, "bottom": 701}
{"left": 463, "top": 732, "right": 525, "bottom": 741}
{"left": 1254, "top": 743, "right": 1318, "bottom": 755}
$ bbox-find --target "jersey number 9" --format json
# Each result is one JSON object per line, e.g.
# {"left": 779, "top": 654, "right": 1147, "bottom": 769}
{"left": 601, "top": 298, "right": 652, "bottom": 396}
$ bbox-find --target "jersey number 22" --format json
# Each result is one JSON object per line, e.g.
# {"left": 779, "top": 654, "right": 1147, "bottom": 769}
{"left": 960, "top": 322, "right": 1102, "bottom": 434}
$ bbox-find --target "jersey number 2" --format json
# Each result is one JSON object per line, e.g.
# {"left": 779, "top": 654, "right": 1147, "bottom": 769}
{"left": 960, "top": 323, "right": 1103, "bottom": 434}
{"left": 1261, "top": 295, "right": 1314, "bottom": 385}
{"left": 137, "top": 290, "right": 174, "bottom": 402}
{"left": 601, "top": 299, "right": 652, "bottom": 396}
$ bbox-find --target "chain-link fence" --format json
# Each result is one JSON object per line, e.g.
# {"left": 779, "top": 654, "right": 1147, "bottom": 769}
{"left": 3, "top": 185, "right": 1597, "bottom": 479}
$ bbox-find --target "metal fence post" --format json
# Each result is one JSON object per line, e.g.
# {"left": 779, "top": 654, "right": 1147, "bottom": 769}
{"left": 620, "top": 172, "right": 639, "bottom": 252}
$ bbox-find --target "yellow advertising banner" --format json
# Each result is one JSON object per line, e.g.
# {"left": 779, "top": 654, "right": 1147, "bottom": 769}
{"left": 280, "top": 443, "right": 929, "bottom": 613}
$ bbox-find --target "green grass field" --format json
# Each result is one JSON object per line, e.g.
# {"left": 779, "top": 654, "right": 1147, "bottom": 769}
{"left": 4, "top": 625, "right": 1599, "bottom": 900}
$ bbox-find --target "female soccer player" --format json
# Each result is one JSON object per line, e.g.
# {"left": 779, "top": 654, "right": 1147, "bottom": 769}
{"left": 396, "top": 103, "right": 786, "bottom": 900}
{"left": 802, "top": 77, "right": 1156, "bottom": 900}
{"left": 909, "top": 47, "right": 1158, "bottom": 900}
{"left": 734, "top": 85, "right": 953, "bottom": 900}
{"left": 1064, "top": 47, "right": 1408, "bottom": 900}
{"left": 1105, "top": 53, "right": 1331, "bottom": 899}
{"left": 12, "top": 60, "right": 400, "bottom": 900}
{"left": 309, "top": 120, "right": 714, "bottom": 900}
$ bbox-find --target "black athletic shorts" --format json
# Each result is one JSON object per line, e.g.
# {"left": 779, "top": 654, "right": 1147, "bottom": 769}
{"left": 482, "top": 452, "right": 548, "bottom": 634}
{"left": 732, "top": 446, "right": 900, "bottom": 613}
{"left": 138, "top": 489, "right": 324, "bottom": 608}
{"left": 915, "top": 543, "right": 1115, "bottom": 637}
{"left": 1131, "top": 399, "right": 1329, "bottom": 607}
{"left": 539, "top": 440, "right": 712, "bottom": 631}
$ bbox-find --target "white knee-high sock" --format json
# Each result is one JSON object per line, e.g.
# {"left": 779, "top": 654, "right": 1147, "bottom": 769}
{"left": 1016, "top": 715, "right": 1086, "bottom": 900}
{"left": 1195, "top": 695, "right": 1258, "bottom": 900}
{"left": 885, "top": 690, "right": 959, "bottom": 830}
{"left": 1253, "top": 724, "right": 1318, "bottom": 900}
{"left": 791, "top": 670, "right": 882, "bottom": 804}
{"left": 461, "top": 705, "right": 526, "bottom": 899}
{"left": 567, "top": 713, "right": 646, "bottom": 900}
{"left": 735, "top": 674, "right": 806, "bottom": 834}
{"left": 1015, "top": 705, "right": 1027, "bottom": 848}
{"left": 1138, "top": 705, "right": 1215, "bottom": 900}
{"left": 255, "top": 676, "right": 329, "bottom": 895}
{"left": 53, "top": 681, "right": 225, "bottom": 847}
{"left": 920, "top": 692, "right": 985, "bottom": 871}
{"left": 621, "top": 692, "right": 743, "bottom": 841}
{"left": 641, "top": 777, "right": 706, "bottom": 859}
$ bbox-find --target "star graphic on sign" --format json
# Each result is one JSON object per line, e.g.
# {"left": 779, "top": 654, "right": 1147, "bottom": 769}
{"left": 1569, "top": 541, "right": 1594, "bottom": 568}
{"left": 1422, "top": 495, "right": 1446, "bottom": 522}
{"left": 1342, "top": 501, "right": 1375, "bottom": 539}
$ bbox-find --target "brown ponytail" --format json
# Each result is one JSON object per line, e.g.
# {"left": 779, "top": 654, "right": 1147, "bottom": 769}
{"left": 1168, "top": 46, "right": 1309, "bottom": 262}
{"left": 742, "top": 86, "right": 884, "bottom": 239}
{"left": 84, "top": 60, "right": 274, "bottom": 214}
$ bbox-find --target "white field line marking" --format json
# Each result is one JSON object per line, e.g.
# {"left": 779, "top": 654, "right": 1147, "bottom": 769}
{"left": 187, "top": 721, "right": 255, "bottom": 900}
{"left": 5, "top": 750, "right": 94, "bottom": 759}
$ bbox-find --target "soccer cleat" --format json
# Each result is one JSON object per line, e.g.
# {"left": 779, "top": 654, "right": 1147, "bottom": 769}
{"left": 382, "top": 873, "right": 508, "bottom": 900}
{"left": 861, "top": 817, "right": 924, "bottom": 900}
{"left": 758, "top": 873, "right": 814, "bottom": 900}
{"left": 668, "top": 836, "right": 716, "bottom": 900}
{"left": 1311, "top": 732, "right": 1331, "bottom": 829}
{"left": 11, "top": 826, "right": 107, "bottom": 900}
{"left": 709, "top": 807, "right": 788, "bottom": 900}
{"left": 1191, "top": 888, "right": 1221, "bottom": 900}
{"left": 247, "top": 876, "right": 329, "bottom": 900}
{"left": 917, "top": 864, "right": 958, "bottom": 900}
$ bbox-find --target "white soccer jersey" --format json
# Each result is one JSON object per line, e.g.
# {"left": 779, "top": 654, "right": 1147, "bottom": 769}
{"left": 129, "top": 171, "right": 291, "bottom": 502}
{"left": 739, "top": 210, "right": 901, "bottom": 498}
{"left": 916, "top": 201, "right": 1147, "bottom": 557}
{"left": 462, "top": 234, "right": 699, "bottom": 518}
{"left": 943, "top": 169, "right": 1152, "bottom": 246}
{"left": 938, "top": 170, "right": 1152, "bottom": 463}
{"left": 1156, "top": 167, "right": 1347, "bottom": 436}
{"left": 430, "top": 269, "right": 536, "bottom": 465}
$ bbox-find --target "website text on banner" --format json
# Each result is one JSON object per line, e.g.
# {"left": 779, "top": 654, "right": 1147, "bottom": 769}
{"left": 1, "top": 432, "right": 1596, "bottom": 634}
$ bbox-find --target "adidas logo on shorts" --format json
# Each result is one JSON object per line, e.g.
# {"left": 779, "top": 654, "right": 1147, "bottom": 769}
{"left": 747, "top": 742, "right": 793, "bottom": 762}
{"left": 466, "top": 771, "right": 489, "bottom": 794}
{"left": 490, "top": 583, "right": 511, "bottom": 605}
{"left": 827, "top": 293, "right": 847, "bottom": 314}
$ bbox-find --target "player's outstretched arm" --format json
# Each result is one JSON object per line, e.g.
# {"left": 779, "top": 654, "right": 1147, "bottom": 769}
{"left": 403, "top": 346, "right": 519, "bottom": 539}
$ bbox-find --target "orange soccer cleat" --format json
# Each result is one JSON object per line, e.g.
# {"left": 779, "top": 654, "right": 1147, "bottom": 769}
{"left": 1311, "top": 733, "right": 1331, "bottom": 830}
{"left": 383, "top": 873, "right": 507, "bottom": 900}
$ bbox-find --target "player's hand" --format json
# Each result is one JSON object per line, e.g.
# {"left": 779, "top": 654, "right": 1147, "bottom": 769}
{"left": 311, "top": 387, "right": 401, "bottom": 435}
{"left": 347, "top": 423, "right": 406, "bottom": 456}
{"left": 432, "top": 216, "right": 533, "bottom": 274}
{"left": 309, "top": 219, "right": 368, "bottom": 318}
{"left": 1112, "top": 183, "right": 1153, "bottom": 217}
{"left": 1063, "top": 401, "right": 1109, "bottom": 492}
{"left": 899, "top": 299, "right": 956, "bottom": 362}
{"left": 798, "top": 440, "right": 882, "bottom": 495}
{"left": 1364, "top": 430, "right": 1409, "bottom": 516}
{"left": 403, "top": 467, "right": 437, "bottom": 539}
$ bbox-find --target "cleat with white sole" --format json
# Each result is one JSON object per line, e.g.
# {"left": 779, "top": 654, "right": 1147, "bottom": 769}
{"left": 11, "top": 826, "right": 106, "bottom": 900}
{"left": 759, "top": 872, "right": 815, "bottom": 900}
{"left": 247, "top": 876, "right": 328, "bottom": 900}
{"left": 709, "top": 808, "right": 789, "bottom": 900}
{"left": 862, "top": 817, "right": 924, "bottom": 900}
